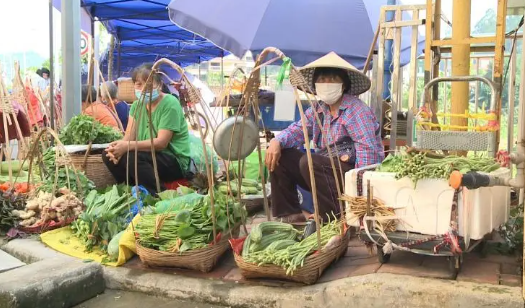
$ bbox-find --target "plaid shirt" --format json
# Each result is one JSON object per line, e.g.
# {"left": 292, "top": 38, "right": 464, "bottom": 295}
{"left": 276, "top": 94, "right": 384, "bottom": 168}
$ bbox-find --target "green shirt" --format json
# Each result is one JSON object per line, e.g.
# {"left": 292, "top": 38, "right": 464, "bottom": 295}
{"left": 129, "top": 94, "right": 191, "bottom": 172}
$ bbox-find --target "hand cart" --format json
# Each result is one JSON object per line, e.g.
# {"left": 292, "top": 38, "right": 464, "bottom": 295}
{"left": 359, "top": 76, "right": 509, "bottom": 277}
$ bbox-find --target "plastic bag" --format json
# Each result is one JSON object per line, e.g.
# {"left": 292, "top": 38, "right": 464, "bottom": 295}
{"left": 154, "top": 192, "right": 205, "bottom": 214}
{"left": 189, "top": 134, "right": 218, "bottom": 174}
{"left": 129, "top": 186, "right": 149, "bottom": 222}
{"left": 229, "top": 151, "right": 268, "bottom": 181}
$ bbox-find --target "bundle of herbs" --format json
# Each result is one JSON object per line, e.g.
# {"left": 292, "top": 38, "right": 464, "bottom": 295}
{"left": 71, "top": 185, "right": 136, "bottom": 253}
{"left": 135, "top": 192, "right": 246, "bottom": 253}
{"left": 59, "top": 114, "right": 122, "bottom": 145}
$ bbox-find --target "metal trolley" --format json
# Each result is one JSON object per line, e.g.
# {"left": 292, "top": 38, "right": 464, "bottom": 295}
{"left": 359, "top": 76, "right": 505, "bottom": 277}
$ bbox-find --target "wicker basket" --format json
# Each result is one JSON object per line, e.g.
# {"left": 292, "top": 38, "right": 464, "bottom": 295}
{"left": 117, "top": 78, "right": 136, "bottom": 103}
{"left": 241, "top": 196, "right": 269, "bottom": 214}
{"left": 69, "top": 154, "right": 116, "bottom": 189}
{"left": 136, "top": 225, "right": 240, "bottom": 272}
{"left": 232, "top": 229, "right": 350, "bottom": 284}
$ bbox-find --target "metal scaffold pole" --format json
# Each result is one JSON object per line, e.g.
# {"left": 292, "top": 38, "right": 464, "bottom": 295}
{"left": 61, "top": 0, "right": 81, "bottom": 123}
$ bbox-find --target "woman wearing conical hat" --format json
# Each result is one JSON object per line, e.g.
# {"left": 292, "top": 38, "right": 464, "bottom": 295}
{"left": 265, "top": 52, "right": 385, "bottom": 223}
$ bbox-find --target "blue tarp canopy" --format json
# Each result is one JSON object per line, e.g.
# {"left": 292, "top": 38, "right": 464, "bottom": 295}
{"left": 81, "top": 0, "right": 226, "bottom": 75}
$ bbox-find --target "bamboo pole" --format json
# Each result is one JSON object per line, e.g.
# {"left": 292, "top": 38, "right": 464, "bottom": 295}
{"left": 450, "top": 0, "right": 471, "bottom": 135}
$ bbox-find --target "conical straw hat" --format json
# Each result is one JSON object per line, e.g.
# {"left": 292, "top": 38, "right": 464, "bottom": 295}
{"left": 299, "top": 52, "right": 371, "bottom": 96}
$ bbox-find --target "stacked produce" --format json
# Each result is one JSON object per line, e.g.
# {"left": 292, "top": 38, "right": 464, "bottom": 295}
{"left": 377, "top": 152, "right": 501, "bottom": 185}
{"left": 242, "top": 220, "right": 342, "bottom": 275}
{"left": 59, "top": 114, "right": 122, "bottom": 145}
{"left": 0, "top": 160, "right": 32, "bottom": 184}
{"left": 71, "top": 185, "right": 136, "bottom": 254}
{"left": 13, "top": 188, "right": 82, "bottom": 228}
{"left": 136, "top": 192, "right": 246, "bottom": 253}
{"left": 218, "top": 178, "right": 262, "bottom": 196}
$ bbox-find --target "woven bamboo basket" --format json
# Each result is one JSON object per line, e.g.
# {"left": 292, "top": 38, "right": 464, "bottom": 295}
{"left": 136, "top": 225, "right": 240, "bottom": 272}
{"left": 69, "top": 154, "right": 116, "bottom": 188}
{"left": 232, "top": 229, "right": 350, "bottom": 284}
{"left": 117, "top": 78, "right": 136, "bottom": 103}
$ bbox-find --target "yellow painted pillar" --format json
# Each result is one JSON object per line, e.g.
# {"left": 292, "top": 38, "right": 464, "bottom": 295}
{"left": 451, "top": 0, "right": 471, "bottom": 130}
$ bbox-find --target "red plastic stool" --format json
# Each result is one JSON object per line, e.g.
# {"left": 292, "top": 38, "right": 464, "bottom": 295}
{"left": 164, "top": 179, "right": 190, "bottom": 190}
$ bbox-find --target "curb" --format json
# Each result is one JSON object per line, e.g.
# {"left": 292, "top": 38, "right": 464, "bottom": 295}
{"left": 0, "top": 239, "right": 105, "bottom": 308}
{"left": 104, "top": 266, "right": 524, "bottom": 308}
{"left": 2, "top": 238, "right": 523, "bottom": 308}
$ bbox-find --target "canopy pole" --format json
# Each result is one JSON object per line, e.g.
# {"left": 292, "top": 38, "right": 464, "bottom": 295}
{"left": 89, "top": 17, "right": 95, "bottom": 87}
{"left": 117, "top": 39, "right": 121, "bottom": 77}
{"left": 61, "top": 0, "right": 81, "bottom": 123}
{"left": 108, "top": 35, "right": 115, "bottom": 81}
{"left": 198, "top": 57, "right": 201, "bottom": 80}
{"left": 382, "top": 0, "right": 396, "bottom": 100}
{"left": 48, "top": 0, "right": 55, "bottom": 130}
{"left": 265, "top": 66, "right": 268, "bottom": 86}
{"left": 221, "top": 51, "right": 224, "bottom": 89}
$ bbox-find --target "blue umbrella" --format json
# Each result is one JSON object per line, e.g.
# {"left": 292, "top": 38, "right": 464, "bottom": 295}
{"left": 168, "top": 0, "right": 424, "bottom": 68}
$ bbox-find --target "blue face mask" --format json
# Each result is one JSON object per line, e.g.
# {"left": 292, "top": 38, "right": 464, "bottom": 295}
{"left": 135, "top": 89, "right": 160, "bottom": 103}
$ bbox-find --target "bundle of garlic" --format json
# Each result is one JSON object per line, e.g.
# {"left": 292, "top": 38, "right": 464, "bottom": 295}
{"left": 13, "top": 188, "right": 84, "bottom": 228}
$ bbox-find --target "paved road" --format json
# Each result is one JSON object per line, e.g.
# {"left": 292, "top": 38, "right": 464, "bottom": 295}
{"left": 75, "top": 290, "right": 227, "bottom": 308}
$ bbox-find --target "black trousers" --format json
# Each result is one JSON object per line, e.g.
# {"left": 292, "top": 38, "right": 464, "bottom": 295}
{"left": 102, "top": 151, "right": 184, "bottom": 194}
{"left": 271, "top": 148, "right": 353, "bottom": 221}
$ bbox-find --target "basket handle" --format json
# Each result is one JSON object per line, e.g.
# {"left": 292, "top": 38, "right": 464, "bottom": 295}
{"left": 82, "top": 142, "right": 93, "bottom": 170}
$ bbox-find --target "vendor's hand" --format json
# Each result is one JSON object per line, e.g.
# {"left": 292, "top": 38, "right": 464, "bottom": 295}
{"left": 265, "top": 139, "right": 281, "bottom": 173}
{"left": 106, "top": 140, "right": 128, "bottom": 160}
{"left": 105, "top": 151, "right": 120, "bottom": 165}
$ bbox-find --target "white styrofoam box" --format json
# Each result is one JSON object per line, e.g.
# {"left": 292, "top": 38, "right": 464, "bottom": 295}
{"left": 344, "top": 167, "right": 511, "bottom": 240}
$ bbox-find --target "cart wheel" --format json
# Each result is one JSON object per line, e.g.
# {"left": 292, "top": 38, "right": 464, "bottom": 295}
{"left": 376, "top": 245, "right": 391, "bottom": 264}
{"left": 448, "top": 256, "right": 462, "bottom": 277}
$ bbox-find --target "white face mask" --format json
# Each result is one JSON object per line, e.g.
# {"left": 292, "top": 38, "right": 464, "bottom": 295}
{"left": 315, "top": 83, "right": 343, "bottom": 105}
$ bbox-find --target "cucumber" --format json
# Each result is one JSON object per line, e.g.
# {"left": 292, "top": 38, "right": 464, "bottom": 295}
{"left": 232, "top": 178, "right": 258, "bottom": 188}
{"left": 0, "top": 160, "right": 27, "bottom": 174}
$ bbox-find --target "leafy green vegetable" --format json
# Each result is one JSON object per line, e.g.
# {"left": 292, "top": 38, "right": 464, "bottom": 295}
{"left": 71, "top": 185, "right": 136, "bottom": 253}
{"left": 38, "top": 149, "right": 94, "bottom": 196}
{"left": 136, "top": 191, "right": 246, "bottom": 253}
{"left": 59, "top": 114, "right": 122, "bottom": 145}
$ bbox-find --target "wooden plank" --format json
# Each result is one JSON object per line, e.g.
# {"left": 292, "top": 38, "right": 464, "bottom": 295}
{"left": 424, "top": 0, "right": 433, "bottom": 85}
{"left": 382, "top": 4, "right": 427, "bottom": 11}
{"left": 432, "top": 36, "right": 497, "bottom": 46}
{"left": 376, "top": 8, "right": 386, "bottom": 133}
{"left": 389, "top": 8, "right": 402, "bottom": 151}
{"left": 507, "top": 51, "right": 516, "bottom": 152}
{"left": 406, "top": 8, "right": 420, "bottom": 147}
{"left": 493, "top": 0, "right": 508, "bottom": 151}
{"left": 382, "top": 20, "right": 424, "bottom": 28}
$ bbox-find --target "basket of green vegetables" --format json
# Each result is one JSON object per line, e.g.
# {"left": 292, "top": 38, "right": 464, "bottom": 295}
{"left": 231, "top": 220, "right": 349, "bottom": 284}
{"left": 59, "top": 114, "right": 122, "bottom": 188}
{"left": 218, "top": 178, "right": 268, "bottom": 214}
{"left": 134, "top": 193, "right": 245, "bottom": 272}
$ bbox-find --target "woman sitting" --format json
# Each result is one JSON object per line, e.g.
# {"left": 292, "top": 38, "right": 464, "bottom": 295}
{"left": 265, "top": 52, "right": 385, "bottom": 223}
{"left": 100, "top": 81, "right": 130, "bottom": 130}
{"left": 81, "top": 85, "right": 120, "bottom": 130}
{"left": 102, "top": 63, "right": 191, "bottom": 194}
